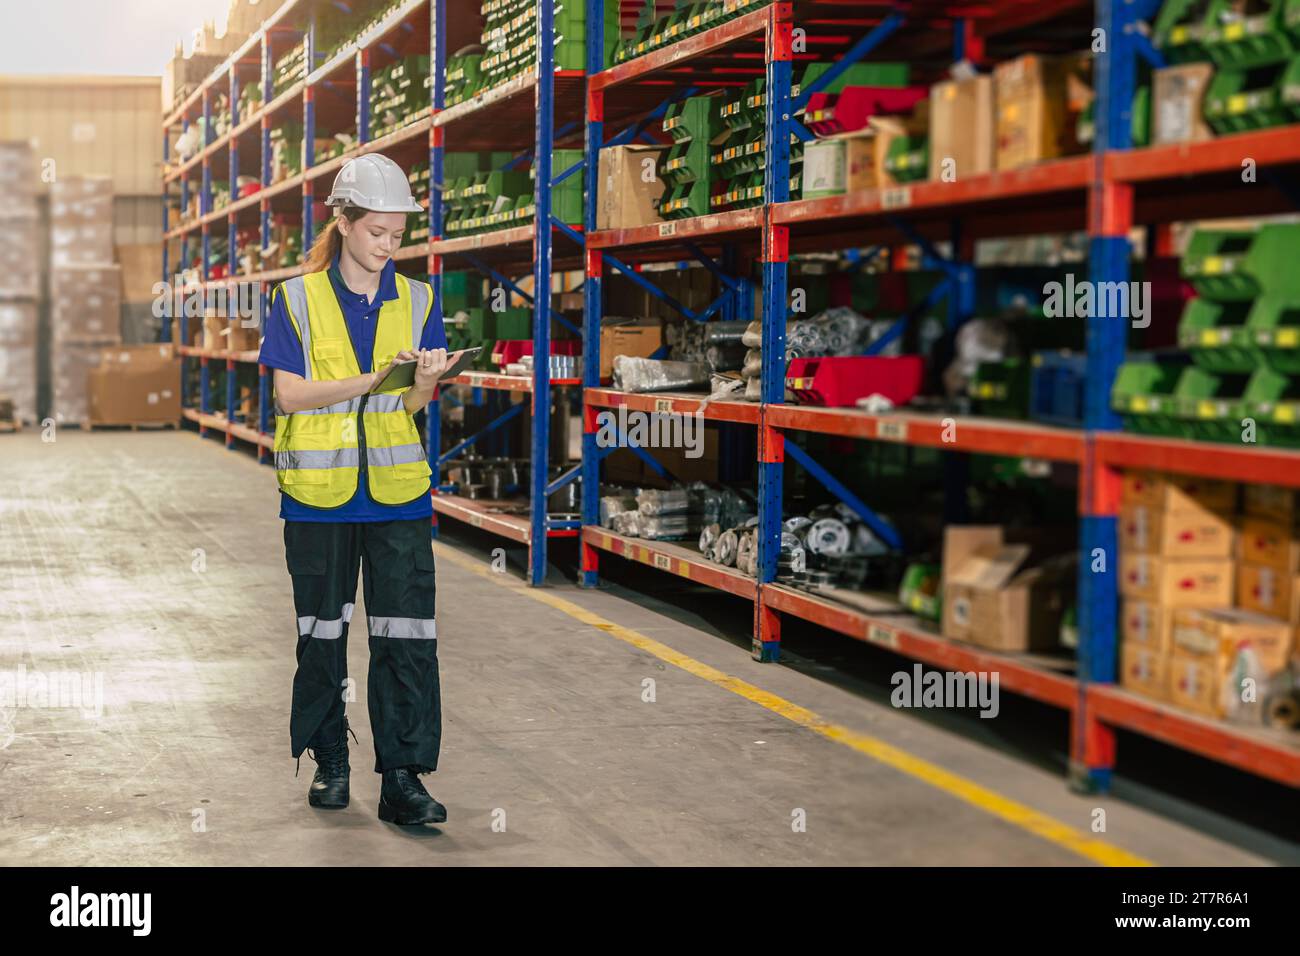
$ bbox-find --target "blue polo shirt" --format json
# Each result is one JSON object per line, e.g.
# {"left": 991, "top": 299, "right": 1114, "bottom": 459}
{"left": 258, "top": 252, "right": 448, "bottom": 522}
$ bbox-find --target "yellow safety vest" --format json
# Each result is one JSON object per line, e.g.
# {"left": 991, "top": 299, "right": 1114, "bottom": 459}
{"left": 272, "top": 270, "right": 434, "bottom": 509}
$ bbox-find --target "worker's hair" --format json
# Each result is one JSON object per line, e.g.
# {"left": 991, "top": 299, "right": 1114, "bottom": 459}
{"left": 304, "top": 204, "right": 369, "bottom": 274}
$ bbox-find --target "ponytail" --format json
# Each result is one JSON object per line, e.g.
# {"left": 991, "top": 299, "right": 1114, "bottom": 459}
{"left": 304, "top": 205, "right": 367, "bottom": 274}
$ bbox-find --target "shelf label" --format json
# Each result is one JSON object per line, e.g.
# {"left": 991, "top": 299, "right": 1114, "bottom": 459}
{"left": 654, "top": 398, "right": 674, "bottom": 412}
{"left": 1276, "top": 405, "right": 1296, "bottom": 424}
{"left": 881, "top": 187, "right": 912, "bottom": 210}
{"left": 1277, "top": 328, "right": 1299, "bottom": 347}
{"left": 658, "top": 221, "right": 677, "bottom": 237}
{"left": 679, "top": 560, "right": 691, "bottom": 579}
{"left": 876, "top": 420, "right": 908, "bottom": 442}
{"left": 469, "top": 513, "right": 483, "bottom": 528}
{"left": 866, "top": 623, "right": 898, "bottom": 648}
{"left": 654, "top": 553, "right": 672, "bottom": 571}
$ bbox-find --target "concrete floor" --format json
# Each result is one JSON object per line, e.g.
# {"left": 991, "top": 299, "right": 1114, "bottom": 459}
{"left": 0, "top": 428, "right": 1290, "bottom": 865}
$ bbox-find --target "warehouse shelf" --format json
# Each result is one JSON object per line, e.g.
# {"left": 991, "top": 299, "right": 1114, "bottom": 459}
{"left": 573, "top": 0, "right": 1300, "bottom": 793}
{"left": 177, "top": 345, "right": 261, "bottom": 364}
{"left": 448, "top": 371, "right": 582, "bottom": 391}
{"left": 182, "top": 406, "right": 273, "bottom": 450}
{"left": 761, "top": 584, "right": 1079, "bottom": 711}
{"left": 773, "top": 156, "right": 1092, "bottom": 247}
{"left": 1087, "top": 685, "right": 1300, "bottom": 789}
{"left": 432, "top": 68, "right": 587, "bottom": 150}
{"left": 431, "top": 493, "right": 579, "bottom": 542}
{"left": 586, "top": 207, "right": 764, "bottom": 253}
{"left": 1095, "top": 434, "right": 1300, "bottom": 489}
{"left": 764, "top": 407, "right": 1086, "bottom": 462}
{"left": 585, "top": 387, "right": 761, "bottom": 425}
{"left": 582, "top": 527, "right": 758, "bottom": 600}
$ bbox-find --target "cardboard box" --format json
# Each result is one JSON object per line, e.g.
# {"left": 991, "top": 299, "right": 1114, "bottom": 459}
{"left": 1121, "top": 600, "right": 1176, "bottom": 653}
{"left": 1121, "top": 470, "right": 1237, "bottom": 515}
{"left": 88, "top": 345, "right": 181, "bottom": 425}
{"left": 50, "top": 176, "right": 115, "bottom": 267}
{"left": 801, "top": 118, "right": 907, "bottom": 198}
{"left": 51, "top": 265, "right": 123, "bottom": 343}
{"left": 1119, "top": 504, "right": 1234, "bottom": 558}
{"left": 1172, "top": 606, "right": 1293, "bottom": 675}
{"left": 0, "top": 345, "right": 37, "bottom": 424}
{"left": 1119, "top": 554, "right": 1234, "bottom": 606}
{"left": 1120, "top": 643, "right": 1169, "bottom": 701}
{"left": 600, "top": 318, "right": 665, "bottom": 381}
{"left": 1167, "top": 652, "right": 1222, "bottom": 718}
{"left": 994, "top": 53, "right": 1090, "bottom": 170}
{"left": 929, "top": 73, "right": 995, "bottom": 181}
{"left": 52, "top": 348, "right": 108, "bottom": 423}
{"left": 0, "top": 214, "right": 40, "bottom": 297}
{"left": 941, "top": 525, "right": 1072, "bottom": 651}
{"left": 941, "top": 526, "right": 1005, "bottom": 643}
{"left": 1244, "top": 484, "right": 1298, "bottom": 524}
{"left": 1236, "top": 562, "right": 1297, "bottom": 621}
{"left": 596, "top": 145, "right": 666, "bottom": 230}
{"left": 117, "top": 243, "right": 165, "bottom": 303}
{"left": 1239, "top": 516, "right": 1300, "bottom": 573}
{"left": 1152, "top": 63, "right": 1214, "bottom": 146}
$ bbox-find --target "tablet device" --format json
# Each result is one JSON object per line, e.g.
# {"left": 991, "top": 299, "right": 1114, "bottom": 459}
{"left": 370, "top": 347, "right": 482, "bottom": 393}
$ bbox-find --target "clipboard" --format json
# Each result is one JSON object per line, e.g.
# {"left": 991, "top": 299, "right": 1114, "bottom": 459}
{"left": 370, "top": 347, "right": 481, "bottom": 393}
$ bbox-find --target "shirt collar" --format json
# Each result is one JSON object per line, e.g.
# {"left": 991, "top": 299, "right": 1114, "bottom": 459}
{"left": 328, "top": 247, "right": 399, "bottom": 308}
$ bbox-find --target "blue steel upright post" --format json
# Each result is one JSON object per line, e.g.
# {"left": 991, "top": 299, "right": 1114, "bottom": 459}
{"left": 755, "top": 2, "right": 794, "bottom": 660}
{"left": 528, "top": 0, "right": 557, "bottom": 586}
{"left": 579, "top": 0, "right": 604, "bottom": 588}
{"left": 1073, "top": 0, "right": 1140, "bottom": 793}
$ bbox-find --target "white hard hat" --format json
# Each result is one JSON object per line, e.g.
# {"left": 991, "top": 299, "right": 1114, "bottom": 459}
{"left": 325, "top": 153, "right": 424, "bottom": 213}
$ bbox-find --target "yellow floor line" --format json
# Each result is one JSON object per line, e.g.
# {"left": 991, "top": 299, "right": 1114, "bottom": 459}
{"left": 433, "top": 542, "right": 1154, "bottom": 867}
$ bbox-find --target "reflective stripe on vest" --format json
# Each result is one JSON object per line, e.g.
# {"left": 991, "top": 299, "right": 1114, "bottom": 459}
{"left": 272, "top": 271, "right": 434, "bottom": 508}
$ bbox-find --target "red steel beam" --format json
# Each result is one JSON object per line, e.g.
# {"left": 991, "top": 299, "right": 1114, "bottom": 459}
{"left": 583, "top": 528, "right": 758, "bottom": 600}
{"left": 1095, "top": 434, "right": 1300, "bottom": 489}
{"left": 762, "top": 584, "right": 1079, "bottom": 711}
{"left": 1089, "top": 685, "right": 1300, "bottom": 788}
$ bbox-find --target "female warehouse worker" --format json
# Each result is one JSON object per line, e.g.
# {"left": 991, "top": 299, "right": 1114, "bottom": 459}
{"left": 258, "top": 152, "right": 457, "bottom": 826}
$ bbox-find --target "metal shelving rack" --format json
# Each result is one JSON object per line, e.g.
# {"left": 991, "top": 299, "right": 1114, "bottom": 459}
{"left": 160, "top": 0, "right": 583, "bottom": 587}
{"left": 577, "top": 0, "right": 1300, "bottom": 792}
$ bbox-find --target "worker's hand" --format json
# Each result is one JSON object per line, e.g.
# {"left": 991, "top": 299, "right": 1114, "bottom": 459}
{"left": 413, "top": 347, "right": 449, "bottom": 389}
{"left": 370, "top": 350, "right": 418, "bottom": 392}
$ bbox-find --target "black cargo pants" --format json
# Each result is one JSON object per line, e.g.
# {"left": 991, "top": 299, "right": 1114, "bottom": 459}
{"left": 284, "top": 517, "right": 441, "bottom": 774}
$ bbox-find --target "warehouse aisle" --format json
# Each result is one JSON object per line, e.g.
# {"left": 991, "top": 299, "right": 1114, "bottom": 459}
{"left": 0, "top": 431, "right": 1280, "bottom": 866}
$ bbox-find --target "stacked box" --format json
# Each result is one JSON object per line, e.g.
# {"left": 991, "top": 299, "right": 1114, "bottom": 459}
{"left": 0, "top": 142, "right": 40, "bottom": 298}
{"left": 1118, "top": 470, "right": 1239, "bottom": 709}
{"left": 50, "top": 176, "right": 114, "bottom": 267}
{"left": 0, "top": 301, "right": 38, "bottom": 424}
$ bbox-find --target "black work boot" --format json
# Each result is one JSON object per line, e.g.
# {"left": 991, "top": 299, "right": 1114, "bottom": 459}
{"left": 378, "top": 767, "right": 447, "bottom": 825}
{"left": 306, "top": 720, "right": 358, "bottom": 809}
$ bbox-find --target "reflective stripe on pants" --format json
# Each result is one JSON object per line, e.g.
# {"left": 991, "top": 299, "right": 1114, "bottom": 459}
{"left": 283, "top": 517, "right": 440, "bottom": 773}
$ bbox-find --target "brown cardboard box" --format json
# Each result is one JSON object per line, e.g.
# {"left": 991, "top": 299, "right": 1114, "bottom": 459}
{"left": 1236, "top": 562, "right": 1296, "bottom": 621}
{"left": 50, "top": 176, "right": 115, "bottom": 267}
{"left": 1120, "top": 643, "right": 1169, "bottom": 701}
{"left": 1152, "top": 63, "right": 1214, "bottom": 146}
{"left": 1119, "top": 504, "right": 1234, "bottom": 557}
{"left": 1239, "top": 516, "right": 1300, "bottom": 573}
{"left": 801, "top": 119, "right": 906, "bottom": 197}
{"left": 941, "top": 526, "right": 1004, "bottom": 642}
{"left": 1121, "top": 470, "right": 1237, "bottom": 515}
{"left": 596, "top": 145, "right": 666, "bottom": 230}
{"left": 941, "top": 526, "right": 1072, "bottom": 651}
{"left": 202, "top": 315, "right": 227, "bottom": 351}
{"left": 1172, "top": 606, "right": 1294, "bottom": 675}
{"left": 227, "top": 320, "right": 261, "bottom": 353}
{"left": 116, "top": 243, "right": 165, "bottom": 303}
{"left": 88, "top": 345, "right": 181, "bottom": 425}
{"left": 1119, "top": 554, "right": 1234, "bottom": 606}
{"left": 1167, "top": 652, "right": 1222, "bottom": 718}
{"left": 600, "top": 318, "right": 665, "bottom": 381}
{"left": 52, "top": 348, "right": 109, "bottom": 423}
{"left": 929, "top": 73, "right": 995, "bottom": 181}
{"left": 1244, "top": 484, "right": 1298, "bottom": 524}
{"left": 1121, "top": 600, "right": 1176, "bottom": 653}
{"left": 994, "top": 53, "right": 1090, "bottom": 170}
{"left": 0, "top": 346, "right": 37, "bottom": 424}
{"left": 51, "top": 265, "right": 123, "bottom": 343}
{"left": 0, "top": 215, "right": 40, "bottom": 297}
